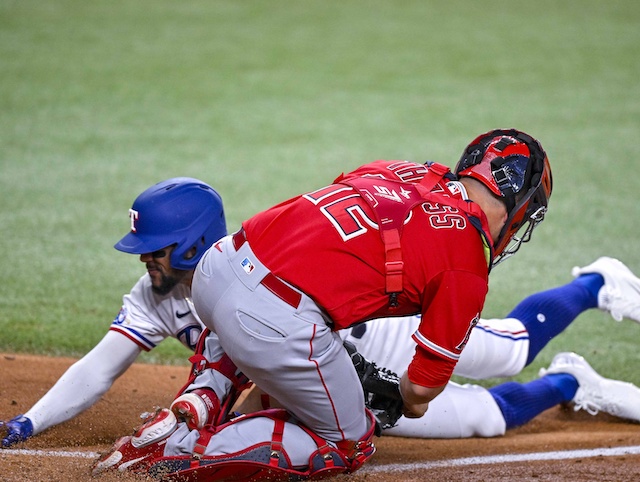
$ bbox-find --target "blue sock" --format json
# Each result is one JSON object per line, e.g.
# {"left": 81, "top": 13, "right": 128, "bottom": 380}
{"left": 509, "top": 274, "right": 603, "bottom": 365}
{"left": 489, "top": 374, "right": 579, "bottom": 430}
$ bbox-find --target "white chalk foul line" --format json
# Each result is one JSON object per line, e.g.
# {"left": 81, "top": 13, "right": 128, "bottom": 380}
{"left": 1, "top": 448, "right": 99, "bottom": 459}
{"left": 361, "top": 445, "right": 640, "bottom": 474}
{"left": 3, "top": 444, "right": 640, "bottom": 471}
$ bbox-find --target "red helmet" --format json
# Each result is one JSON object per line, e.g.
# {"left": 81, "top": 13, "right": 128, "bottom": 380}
{"left": 454, "top": 128, "right": 553, "bottom": 266}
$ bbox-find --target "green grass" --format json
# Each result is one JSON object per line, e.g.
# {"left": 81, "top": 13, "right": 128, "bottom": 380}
{"left": 1, "top": 0, "right": 639, "bottom": 384}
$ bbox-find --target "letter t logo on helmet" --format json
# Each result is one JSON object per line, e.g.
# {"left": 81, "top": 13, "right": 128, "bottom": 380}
{"left": 455, "top": 128, "right": 553, "bottom": 266}
{"left": 129, "top": 209, "right": 139, "bottom": 233}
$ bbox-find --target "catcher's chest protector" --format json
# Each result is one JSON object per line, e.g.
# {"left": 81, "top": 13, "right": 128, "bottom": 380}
{"left": 340, "top": 163, "right": 490, "bottom": 307}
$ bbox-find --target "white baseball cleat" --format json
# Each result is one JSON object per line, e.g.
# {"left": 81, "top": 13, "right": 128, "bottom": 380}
{"left": 572, "top": 256, "right": 640, "bottom": 323}
{"left": 539, "top": 352, "right": 640, "bottom": 422}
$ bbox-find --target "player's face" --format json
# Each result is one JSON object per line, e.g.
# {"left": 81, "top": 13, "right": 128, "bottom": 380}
{"left": 139, "top": 245, "right": 188, "bottom": 295}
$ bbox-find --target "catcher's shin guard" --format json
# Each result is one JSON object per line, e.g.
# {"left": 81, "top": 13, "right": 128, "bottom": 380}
{"left": 92, "top": 408, "right": 177, "bottom": 476}
{"left": 142, "top": 409, "right": 377, "bottom": 482}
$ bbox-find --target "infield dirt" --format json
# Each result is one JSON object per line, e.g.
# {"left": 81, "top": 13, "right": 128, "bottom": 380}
{"left": 2, "top": 354, "right": 639, "bottom": 481}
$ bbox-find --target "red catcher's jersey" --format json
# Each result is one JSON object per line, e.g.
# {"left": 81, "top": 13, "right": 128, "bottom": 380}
{"left": 243, "top": 160, "right": 491, "bottom": 387}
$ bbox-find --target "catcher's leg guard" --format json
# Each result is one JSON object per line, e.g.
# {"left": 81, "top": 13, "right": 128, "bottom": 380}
{"left": 144, "top": 409, "right": 377, "bottom": 481}
{"left": 92, "top": 408, "right": 177, "bottom": 476}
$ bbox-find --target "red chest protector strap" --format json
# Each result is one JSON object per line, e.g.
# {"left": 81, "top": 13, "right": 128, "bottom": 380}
{"left": 175, "top": 328, "right": 253, "bottom": 424}
{"left": 340, "top": 163, "right": 449, "bottom": 307}
{"left": 340, "top": 163, "right": 491, "bottom": 307}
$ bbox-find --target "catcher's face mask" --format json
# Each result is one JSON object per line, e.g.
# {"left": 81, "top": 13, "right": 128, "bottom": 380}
{"left": 455, "top": 128, "right": 553, "bottom": 266}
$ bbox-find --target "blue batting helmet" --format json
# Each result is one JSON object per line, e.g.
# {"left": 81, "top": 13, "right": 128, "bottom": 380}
{"left": 114, "top": 177, "right": 227, "bottom": 270}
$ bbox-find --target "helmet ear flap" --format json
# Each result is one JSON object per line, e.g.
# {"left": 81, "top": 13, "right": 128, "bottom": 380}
{"left": 529, "top": 172, "right": 541, "bottom": 190}
{"left": 170, "top": 240, "right": 196, "bottom": 269}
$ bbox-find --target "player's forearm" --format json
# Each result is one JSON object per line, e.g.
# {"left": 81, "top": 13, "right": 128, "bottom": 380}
{"left": 399, "top": 372, "right": 445, "bottom": 418}
{"left": 25, "top": 331, "right": 141, "bottom": 434}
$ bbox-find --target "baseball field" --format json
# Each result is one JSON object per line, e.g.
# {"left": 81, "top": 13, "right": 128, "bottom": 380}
{"left": 1, "top": 1, "right": 639, "bottom": 480}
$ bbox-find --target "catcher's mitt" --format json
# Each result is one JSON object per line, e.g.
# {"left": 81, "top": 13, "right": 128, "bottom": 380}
{"left": 344, "top": 340, "right": 404, "bottom": 433}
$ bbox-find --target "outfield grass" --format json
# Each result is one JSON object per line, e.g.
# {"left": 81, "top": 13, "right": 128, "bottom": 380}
{"left": 1, "top": 1, "right": 639, "bottom": 386}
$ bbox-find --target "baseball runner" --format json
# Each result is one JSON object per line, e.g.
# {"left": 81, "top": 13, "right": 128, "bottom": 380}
{"left": 91, "top": 128, "right": 556, "bottom": 479}
{"left": 340, "top": 256, "right": 640, "bottom": 438}
{"left": 0, "top": 177, "right": 228, "bottom": 448}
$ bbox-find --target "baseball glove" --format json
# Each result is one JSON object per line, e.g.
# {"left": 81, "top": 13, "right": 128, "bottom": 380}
{"left": 344, "top": 340, "right": 404, "bottom": 433}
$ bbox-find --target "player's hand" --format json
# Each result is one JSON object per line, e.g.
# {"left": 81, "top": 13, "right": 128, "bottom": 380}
{"left": 170, "top": 388, "right": 220, "bottom": 430}
{"left": 399, "top": 373, "right": 444, "bottom": 418}
{"left": 1, "top": 415, "right": 34, "bottom": 448}
{"left": 401, "top": 403, "right": 429, "bottom": 418}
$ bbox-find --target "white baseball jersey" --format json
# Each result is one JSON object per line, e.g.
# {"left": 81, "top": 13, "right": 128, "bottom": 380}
{"left": 24, "top": 274, "right": 203, "bottom": 436}
{"left": 340, "top": 315, "right": 530, "bottom": 438}
{"left": 111, "top": 274, "right": 204, "bottom": 352}
{"left": 341, "top": 314, "right": 530, "bottom": 380}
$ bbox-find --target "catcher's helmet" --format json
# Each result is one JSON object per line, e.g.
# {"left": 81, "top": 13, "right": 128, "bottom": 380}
{"left": 114, "top": 177, "right": 227, "bottom": 270}
{"left": 455, "top": 128, "right": 552, "bottom": 265}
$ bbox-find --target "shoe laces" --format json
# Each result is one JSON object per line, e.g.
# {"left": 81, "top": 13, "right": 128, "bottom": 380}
{"left": 600, "top": 286, "right": 640, "bottom": 322}
{"left": 573, "top": 397, "right": 602, "bottom": 416}
{"left": 600, "top": 287, "right": 621, "bottom": 318}
{"left": 573, "top": 385, "right": 625, "bottom": 418}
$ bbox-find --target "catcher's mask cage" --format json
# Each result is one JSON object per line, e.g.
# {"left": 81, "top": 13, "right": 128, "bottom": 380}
{"left": 455, "top": 128, "right": 553, "bottom": 266}
{"left": 114, "top": 177, "right": 227, "bottom": 270}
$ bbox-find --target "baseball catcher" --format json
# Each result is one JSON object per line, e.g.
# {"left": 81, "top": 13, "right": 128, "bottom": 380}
{"left": 91, "top": 128, "right": 554, "bottom": 481}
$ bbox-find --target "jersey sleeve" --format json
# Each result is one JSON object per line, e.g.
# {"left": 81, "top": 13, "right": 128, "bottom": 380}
{"left": 408, "top": 269, "right": 487, "bottom": 387}
{"left": 110, "top": 276, "right": 204, "bottom": 352}
{"left": 110, "top": 304, "right": 162, "bottom": 352}
{"left": 24, "top": 331, "right": 142, "bottom": 434}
